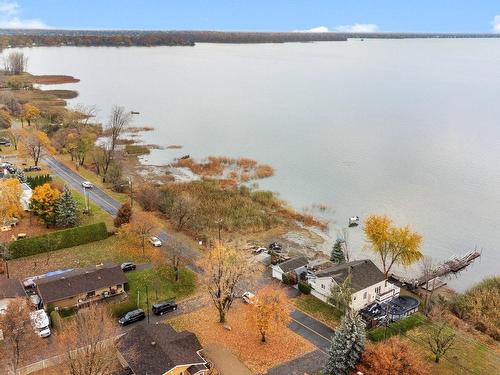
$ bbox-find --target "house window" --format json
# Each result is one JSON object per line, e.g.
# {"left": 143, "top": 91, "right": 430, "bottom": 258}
{"left": 363, "top": 291, "right": 367, "bottom": 299}
{"left": 321, "top": 284, "right": 325, "bottom": 289}
{"left": 375, "top": 286, "right": 381, "bottom": 294}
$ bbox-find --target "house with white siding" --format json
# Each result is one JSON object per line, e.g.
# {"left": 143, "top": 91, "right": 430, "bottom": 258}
{"left": 308, "top": 259, "right": 400, "bottom": 311}
{"left": 271, "top": 256, "right": 309, "bottom": 282}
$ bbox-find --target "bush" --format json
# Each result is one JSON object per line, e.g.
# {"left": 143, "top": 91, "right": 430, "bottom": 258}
{"left": 110, "top": 299, "right": 138, "bottom": 318}
{"left": 8, "top": 222, "right": 108, "bottom": 259}
{"left": 298, "top": 281, "right": 312, "bottom": 295}
{"left": 281, "top": 273, "right": 290, "bottom": 285}
{"left": 26, "top": 174, "right": 52, "bottom": 189}
{"left": 367, "top": 313, "right": 425, "bottom": 342}
{"left": 49, "top": 310, "right": 62, "bottom": 330}
{"left": 287, "top": 271, "right": 298, "bottom": 286}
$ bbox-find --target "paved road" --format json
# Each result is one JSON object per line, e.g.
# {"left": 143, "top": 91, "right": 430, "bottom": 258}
{"left": 44, "top": 155, "right": 333, "bottom": 355}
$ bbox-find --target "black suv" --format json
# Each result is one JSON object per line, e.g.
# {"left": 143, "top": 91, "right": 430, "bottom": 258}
{"left": 23, "top": 166, "right": 41, "bottom": 172}
{"left": 152, "top": 300, "right": 177, "bottom": 316}
{"left": 120, "top": 262, "right": 137, "bottom": 272}
{"left": 118, "top": 309, "right": 145, "bottom": 326}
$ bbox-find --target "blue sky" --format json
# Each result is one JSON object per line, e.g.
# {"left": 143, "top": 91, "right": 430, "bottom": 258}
{"left": 0, "top": 1, "right": 499, "bottom": 33}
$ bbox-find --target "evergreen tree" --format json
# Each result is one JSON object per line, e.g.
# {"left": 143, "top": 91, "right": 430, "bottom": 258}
{"left": 114, "top": 201, "right": 132, "bottom": 228}
{"left": 330, "top": 239, "right": 346, "bottom": 263}
{"left": 55, "top": 186, "right": 79, "bottom": 227}
{"left": 324, "top": 313, "right": 365, "bottom": 375}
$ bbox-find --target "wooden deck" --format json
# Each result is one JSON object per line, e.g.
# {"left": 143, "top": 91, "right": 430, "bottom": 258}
{"left": 391, "top": 250, "right": 481, "bottom": 289}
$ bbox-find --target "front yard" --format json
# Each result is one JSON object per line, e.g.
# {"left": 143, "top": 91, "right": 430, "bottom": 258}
{"left": 125, "top": 267, "right": 197, "bottom": 310}
{"left": 167, "top": 302, "right": 314, "bottom": 374}
{"left": 292, "top": 294, "right": 341, "bottom": 328}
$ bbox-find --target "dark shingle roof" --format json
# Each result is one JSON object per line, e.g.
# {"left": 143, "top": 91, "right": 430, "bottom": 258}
{"left": 315, "top": 260, "right": 385, "bottom": 292}
{"left": 0, "top": 278, "right": 25, "bottom": 299}
{"left": 36, "top": 263, "right": 127, "bottom": 304}
{"left": 276, "top": 256, "right": 309, "bottom": 273}
{"left": 117, "top": 324, "right": 205, "bottom": 375}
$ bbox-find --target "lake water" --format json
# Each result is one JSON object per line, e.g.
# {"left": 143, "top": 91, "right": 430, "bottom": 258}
{"left": 16, "top": 39, "right": 500, "bottom": 291}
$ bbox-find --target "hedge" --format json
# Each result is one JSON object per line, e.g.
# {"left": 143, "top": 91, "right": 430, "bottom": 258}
{"left": 367, "top": 313, "right": 426, "bottom": 342}
{"left": 8, "top": 222, "right": 109, "bottom": 259}
{"left": 298, "top": 281, "right": 312, "bottom": 295}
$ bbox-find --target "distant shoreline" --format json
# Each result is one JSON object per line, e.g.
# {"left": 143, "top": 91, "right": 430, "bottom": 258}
{"left": 0, "top": 29, "right": 499, "bottom": 48}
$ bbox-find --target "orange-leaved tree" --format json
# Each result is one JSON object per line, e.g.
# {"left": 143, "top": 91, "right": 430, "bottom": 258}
{"left": 30, "top": 183, "right": 61, "bottom": 226}
{"left": 246, "top": 285, "right": 290, "bottom": 343}
{"left": 0, "top": 178, "right": 23, "bottom": 224}
{"left": 363, "top": 214, "right": 423, "bottom": 277}
{"left": 117, "top": 211, "right": 160, "bottom": 256}
{"left": 355, "top": 336, "right": 430, "bottom": 375}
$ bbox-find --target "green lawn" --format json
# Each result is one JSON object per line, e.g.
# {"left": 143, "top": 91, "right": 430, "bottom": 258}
{"left": 293, "top": 294, "right": 342, "bottom": 327}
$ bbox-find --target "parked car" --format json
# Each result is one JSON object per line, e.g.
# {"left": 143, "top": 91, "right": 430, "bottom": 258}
{"left": 0, "top": 138, "right": 11, "bottom": 146}
{"left": 81, "top": 181, "right": 94, "bottom": 189}
{"left": 152, "top": 300, "right": 178, "bottom": 316}
{"left": 149, "top": 236, "right": 162, "bottom": 247}
{"left": 6, "top": 166, "right": 16, "bottom": 173}
{"left": 0, "top": 162, "right": 12, "bottom": 168}
{"left": 253, "top": 247, "right": 267, "bottom": 254}
{"left": 30, "top": 310, "right": 51, "bottom": 338}
{"left": 242, "top": 291, "right": 256, "bottom": 304}
{"left": 23, "top": 165, "right": 41, "bottom": 172}
{"left": 118, "top": 309, "right": 145, "bottom": 326}
{"left": 268, "top": 242, "right": 282, "bottom": 252}
{"left": 120, "top": 262, "right": 137, "bottom": 272}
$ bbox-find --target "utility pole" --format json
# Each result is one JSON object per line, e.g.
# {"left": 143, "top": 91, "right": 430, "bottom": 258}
{"left": 128, "top": 176, "right": 133, "bottom": 207}
{"left": 145, "top": 285, "right": 150, "bottom": 324}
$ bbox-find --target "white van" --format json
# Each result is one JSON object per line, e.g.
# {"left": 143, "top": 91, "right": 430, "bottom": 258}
{"left": 30, "top": 310, "right": 51, "bottom": 338}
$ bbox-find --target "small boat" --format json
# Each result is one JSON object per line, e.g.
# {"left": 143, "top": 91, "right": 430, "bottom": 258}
{"left": 349, "top": 216, "right": 360, "bottom": 227}
{"left": 130, "top": 111, "right": 140, "bottom": 115}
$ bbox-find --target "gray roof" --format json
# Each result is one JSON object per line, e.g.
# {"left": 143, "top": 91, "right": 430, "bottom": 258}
{"left": 276, "top": 256, "right": 309, "bottom": 273}
{"left": 0, "top": 278, "right": 25, "bottom": 299}
{"left": 36, "top": 263, "right": 127, "bottom": 304}
{"left": 315, "top": 260, "right": 385, "bottom": 292}
{"left": 117, "top": 324, "right": 206, "bottom": 375}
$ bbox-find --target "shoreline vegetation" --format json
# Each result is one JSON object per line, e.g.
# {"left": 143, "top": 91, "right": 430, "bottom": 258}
{"left": 1, "top": 30, "right": 500, "bottom": 50}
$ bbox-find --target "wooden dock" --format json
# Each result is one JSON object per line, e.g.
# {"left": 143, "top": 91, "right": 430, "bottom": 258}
{"left": 390, "top": 250, "right": 481, "bottom": 289}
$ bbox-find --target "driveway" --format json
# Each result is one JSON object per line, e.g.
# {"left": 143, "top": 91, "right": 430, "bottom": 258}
{"left": 288, "top": 309, "right": 334, "bottom": 353}
{"left": 266, "top": 350, "right": 328, "bottom": 375}
{"left": 203, "top": 344, "right": 253, "bottom": 375}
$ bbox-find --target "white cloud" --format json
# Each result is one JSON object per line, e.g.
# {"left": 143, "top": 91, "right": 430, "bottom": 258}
{"left": 335, "top": 23, "right": 379, "bottom": 33}
{"left": 295, "top": 26, "right": 330, "bottom": 33}
{"left": 493, "top": 15, "right": 500, "bottom": 33}
{"left": 0, "top": 1, "right": 49, "bottom": 29}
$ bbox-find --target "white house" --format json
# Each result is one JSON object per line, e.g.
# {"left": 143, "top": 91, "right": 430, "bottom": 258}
{"left": 308, "top": 259, "right": 400, "bottom": 311}
{"left": 271, "top": 256, "right": 309, "bottom": 281}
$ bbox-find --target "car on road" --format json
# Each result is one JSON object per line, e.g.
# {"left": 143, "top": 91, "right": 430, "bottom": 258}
{"left": 118, "top": 309, "right": 145, "bottom": 326}
{"left": 120, "top": 262, "right": 137, "bottom": 272}
{"left": 242, "top": 291, "right": 256, "bottom": 304}
{"left": 152, "top": 300, "right": 178, "bottom": 316}
{"left": 149, "top": 236, "right": 162, "bottom": 247}
{"left": 81, "top": 181, "right": 94, "bottom": 189}
{"left": 23, "top": 165, "right": 41, "bottom": 172}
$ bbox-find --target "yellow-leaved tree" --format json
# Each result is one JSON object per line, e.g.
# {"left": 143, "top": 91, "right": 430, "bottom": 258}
{"left": 0, "top": 179, "right": 23, "bottom": 224}
{"left": 363, "top": 214, "right": 423, "bottom": 277}
{"left": 22, "top": 103, "right": 41, "bottom": 127}
{"left": 246, "top": 285, "right": 290, "bottom": 343}
{"left": 30, "top": 183, "right": 61, "bottom": 226}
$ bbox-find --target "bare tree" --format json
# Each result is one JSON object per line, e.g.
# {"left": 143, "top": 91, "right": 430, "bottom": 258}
{"left": 202, "top": 245, "right": 254, "bottom": 323}
{"left": 166, "top": 241, "right": 184, "bottom": 282}
{"left": 3, "top": 51, "right": 28, "bottom": 75}
{"left": 6, "top": 128, "right": 22, "bottom": 150}
{"left": 0, "top": 241, "right": 12, "bottom": 278}
{"left": 426, "top": 321, "right": 456, "bottom": 363}
{"left": 0, "top": 298, "right": 42, "bottom": 373}
{"left": 170, "top": 192, "right": 199, "bottom": 231}
{"left": 25, "top": 130, "right": 53, "bottom": 166}
{"left": 420, "top": 256, "right": 437, "bottom": 315}
{"left": 101, "top": 106, "right": 130, "bottom": 182}
{"left": 59, "top": 304, "right": 118, "bottom": 375}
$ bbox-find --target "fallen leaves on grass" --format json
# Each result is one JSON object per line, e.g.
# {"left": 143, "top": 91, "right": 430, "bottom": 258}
{"left": 167, "top": 301, "right": 314, "bottom": 373}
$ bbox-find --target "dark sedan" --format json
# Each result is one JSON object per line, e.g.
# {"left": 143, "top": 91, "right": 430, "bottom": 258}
{"left": 120, "top": 262, "right": 137, "bottom": 272}
{"left": 118, "top": 309, "right": 145, "bottom": 326}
